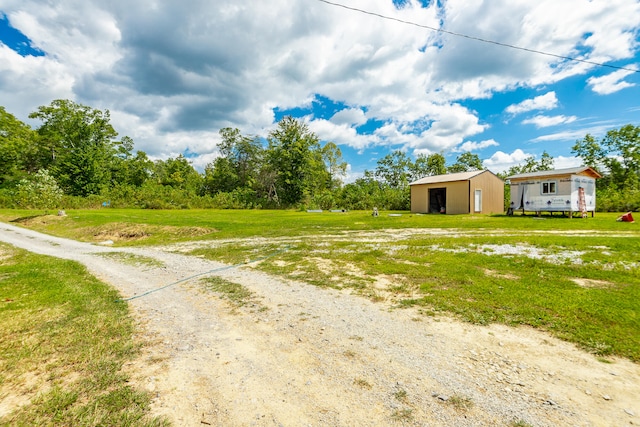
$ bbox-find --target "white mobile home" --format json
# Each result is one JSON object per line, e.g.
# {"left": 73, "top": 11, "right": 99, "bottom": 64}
{"left": 506, "top": 167, "right": 601, "bottom": 216}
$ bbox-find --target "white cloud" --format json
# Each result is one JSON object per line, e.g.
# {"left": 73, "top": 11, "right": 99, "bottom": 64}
{"left": 521, "top": 115, "right": 578, "bottom": 128}
{"left": 553, "top": 155, "right": 583, "bottom": 169}
{"left": 530, "top": 122, "right": 619, "bottom": 142}
{"left": 330, "top": 108, "right": 367, "bottom": 126}
{"left": 454, "top": 139, "right": 499, "bottom": 152}
{"left": 505, "top": 92, "right": 558, "bottom": 115}
{"left": 483, "top": 149, "right": 533, "bottom": 173}
{"left": 587, "top": 68, "right": 637, "bottom": 95}
{"left": 308, "top": 118, "right": 378, "bottom": 150}
{"left": 0, "top": 0, "right": 639, "bottom": 169}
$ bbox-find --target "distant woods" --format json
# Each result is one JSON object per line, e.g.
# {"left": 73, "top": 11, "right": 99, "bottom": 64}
{"left": 1, "top": 100, "right": 638, "bottom": 211}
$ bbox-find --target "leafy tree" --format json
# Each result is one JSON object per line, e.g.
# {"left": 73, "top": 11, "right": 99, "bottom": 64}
{"left": 321, "top": 141, "right": 347, "bottom": 190}
{"left": 425, "top": 153, "right": 447, "bottom": 176}
{"left": 338, "top": 171, "right": 383, "bottom": 210}
{"left": 0, "top": 107, "right": 39, "bottom": 186}
{"left": 203, "top": 157, "right": 238, "bottom": 194}
{"left": 375, "top": 150, "right": 411, "bottom": 189}
{"left": 153, "top": 155, "right": 203, "bottom": 194}
{"left": 217, "top": 127, "right": 263, "bottom": 189}
{"left": 202, "top": 128, "right": 263, "bottom": 195}
{"left": 573, "top": 124, "right": 640, "bottom": 191}
{"left": 503, "top": 151, "right": 554, "bottom": 177}
{"left": 14, "top": 169, "right": 63, "bottom": 211}
{"left": 265, "top": 117, "right": 327, "bottom": 206}
{"left": 601, "top": 125, "right": 640, "bottom": 189}
{"left": 572, "top": 134, "right": 605, "bottom": 172}
{"left": 447, "top": 152, "right": 484, "bottom": 173}
{"left": 29, "top": 100, "right": 127, "bottom": 196}
{"left": 110, "top": 135, "right": 153, "bottom": 188}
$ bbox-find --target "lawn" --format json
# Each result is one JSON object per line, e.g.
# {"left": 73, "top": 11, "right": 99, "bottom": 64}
{"left": 0, "top": 243, "right": 167, "bottom": 426}
{"left": 1, "top": 208, "right": 638, "bottom": 362}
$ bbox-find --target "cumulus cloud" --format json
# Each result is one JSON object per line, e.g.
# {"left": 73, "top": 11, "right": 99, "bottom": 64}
{"left": 483, "top": 149, "right": 533, "bottom": 173}
{"left": 505, "top": 92, "right": 558, "bottom": 115}
{"left": 521, "top": 115, "right": 578, "bottom": 128}
{"left": 0, "top": 0, "right": 639, "bottom": 173}
{"left": 587, "top": 68, "right": 637, "bottom": 95}
{"left": 454, "top": 139, "right": 499, "bottom": 152}
{"left": 330, "top": 108, "right": 367, "bottom": 126}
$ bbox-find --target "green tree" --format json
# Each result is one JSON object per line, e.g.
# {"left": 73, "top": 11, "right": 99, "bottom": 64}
{"left": 504, "top": 151, "right": 554, "bottom": 177}
{"left": 202, "top": 128, "right": 263, "bottom": 196}
{"left": 572, "top": 134, "right": 605, "bottom": 173}
{"left": 422, "top": 153, "right": 447, "bottom": 177}
{"left": 321, "top": 141, "right": 347, "bottom": 190}
{"left": 14, "top": 169, "right": 63, "bottom": 211}
{"left": 601, "top": 124, "right": 640, "bottom": 189}
{"left": 375, "top": 150, "right": 411, "bottom": 189}
{"left": 152, "top": 155, "right": 202, "bottom": 194}
{"left": 447, "top": 152, "right": 484, "bottom": 173}
{"left": 29, "top": 100, "right": 126, "bottom": 196}
{"left": 265, "top": 117, "right": 327, "bottom": 206}
{"left": 0, "top": 107, "right": 39, "bottom": 186}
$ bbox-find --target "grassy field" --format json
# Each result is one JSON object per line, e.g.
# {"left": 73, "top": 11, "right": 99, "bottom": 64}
{"left": 0, "top": 243, "right": 167, "bottom": 426}
{"left": 1, "top": 208, "right": 638, "bottom": 363}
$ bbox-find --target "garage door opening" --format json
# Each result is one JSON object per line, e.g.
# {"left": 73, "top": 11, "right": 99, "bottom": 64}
{"left": 429, "top": 188, "right": 446, "bottom": 213}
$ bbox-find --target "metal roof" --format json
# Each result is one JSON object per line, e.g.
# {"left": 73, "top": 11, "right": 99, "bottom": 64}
{"left": 409, "top": 170, "right": 489, "bottom": 185}
{"left": 506, "top": 166, "right": 601, "bottom": 180}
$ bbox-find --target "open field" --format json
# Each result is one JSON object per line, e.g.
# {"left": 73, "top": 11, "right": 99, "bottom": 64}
{"left": 1, "top": 211, "right": 639, "bottom": 426}
{"left": 1, "top": 209, "right": 638, "bottom": 362}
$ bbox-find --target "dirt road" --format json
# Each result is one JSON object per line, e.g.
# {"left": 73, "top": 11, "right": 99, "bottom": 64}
{"left": 1, "top": 222, "right": 638, "bottom": 426}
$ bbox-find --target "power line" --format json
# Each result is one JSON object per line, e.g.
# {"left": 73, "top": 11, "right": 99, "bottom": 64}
{"left": 314, "top": 0, "right": 640, "bottom": 74}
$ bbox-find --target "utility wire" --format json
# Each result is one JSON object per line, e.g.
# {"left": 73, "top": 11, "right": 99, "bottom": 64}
{"left": 115, "top": 246, "right": 290, "bottom": 302}
{"left": 315, "top": 0, "right": 640, "bottom": 74}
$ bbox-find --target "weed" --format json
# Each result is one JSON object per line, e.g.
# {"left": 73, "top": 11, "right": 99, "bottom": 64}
{"left": 343, "top": 350, "right": 356, "bottom": 358}
{"left": 353, "top": 378, "right": 372, "bottom": 389}
{"left": 202, "top": 276, "right": 260, "bottom": 309}
{"left": 448, "top": 394, "right": 474, "bottom": 411}
{"left": 390, "top": 408, "right": 413, "bottom": 421}
{"left": 393, "top": 388, "right": 408, "bottom": 403}
{"left": 99, "top": 251, "right": 164, "bottom": 268}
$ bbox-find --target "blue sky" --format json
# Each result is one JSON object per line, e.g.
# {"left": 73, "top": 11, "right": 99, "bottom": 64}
{"left": 1, "top": 1, "right": 639, "bottom": 181}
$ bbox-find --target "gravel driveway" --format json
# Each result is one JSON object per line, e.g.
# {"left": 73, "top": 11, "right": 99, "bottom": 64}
{"left": 1, "top": 221, "right": 638, "bottom": 426}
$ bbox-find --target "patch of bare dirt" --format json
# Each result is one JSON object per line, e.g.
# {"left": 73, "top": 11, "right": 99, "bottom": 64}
{"left": 483, "top": 268, "right": 520, "bottom": 280}
{"left": 571, "top": 278, "right": 615, "bottom": 289}
{"left": 89, "top": 223, "right": 216, "bottom": 242}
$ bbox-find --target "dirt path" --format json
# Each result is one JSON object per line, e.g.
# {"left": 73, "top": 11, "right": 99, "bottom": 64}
{"left": 1, "top": 222, "right": 638, "bottom": 426}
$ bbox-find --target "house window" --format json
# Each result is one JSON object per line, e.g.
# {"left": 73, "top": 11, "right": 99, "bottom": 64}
{"left": 541, "top": 181, "right": 557, "bottom": 195}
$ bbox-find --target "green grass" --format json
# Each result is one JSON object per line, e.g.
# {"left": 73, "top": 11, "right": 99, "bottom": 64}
{"left": 0, "top": 243, "right": 167, "bottom": 426}
{"left": 99, "top": 252, "right": 165, "bottom": 268}
{"left": 1, "top": 208, "right": 637, "bottom": 246}
{"left": 1, "top": 208, "right": 638, "bottom": 362}
{"left": 201, "top": 277, "right": 265, "bottom": 311}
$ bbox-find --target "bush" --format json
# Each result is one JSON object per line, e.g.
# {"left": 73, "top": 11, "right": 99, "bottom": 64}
{"left": 14, "top": 170, "right": 63, "bottom": 211}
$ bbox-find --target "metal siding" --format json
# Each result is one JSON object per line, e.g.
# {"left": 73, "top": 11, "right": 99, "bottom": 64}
{"left": 410, "top": 171, "right": 505, "bottom": 214}
{"left": 410, "top": 185, "right": 429, "bottom": 213}
{"left": 470, "top": 173, "right": 505, "bottom": 214}
{"left": 446, "top": 181, "right": 470, "bottom": 214}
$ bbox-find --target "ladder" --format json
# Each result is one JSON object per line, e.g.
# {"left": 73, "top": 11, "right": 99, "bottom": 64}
{"left": 577, "top": 187, "right": 587, "bottom": 218}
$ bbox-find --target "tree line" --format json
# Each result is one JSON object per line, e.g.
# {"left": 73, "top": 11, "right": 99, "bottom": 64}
{"left": 1, "top": 100, "right": 638, "bottom": 211}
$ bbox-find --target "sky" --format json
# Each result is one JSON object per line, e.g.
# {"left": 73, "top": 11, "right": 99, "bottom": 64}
{"left": 1, "top": 0, "right": 639, "bottom": 181}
